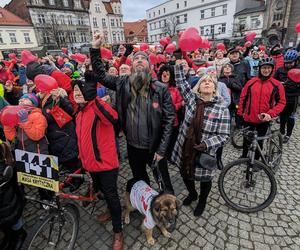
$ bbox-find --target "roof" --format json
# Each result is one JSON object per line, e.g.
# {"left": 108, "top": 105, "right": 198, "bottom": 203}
{"left": 124, "top": 19, "right": 148, "bottom": 38}
{"left": 103, "top": 2, "right": 114, "bottom": 14}
{"left": 234, "top": 5, "right": 266, "bottom": 16}
{"left": 0, "top": 7, "right": 31, "bottom": 26}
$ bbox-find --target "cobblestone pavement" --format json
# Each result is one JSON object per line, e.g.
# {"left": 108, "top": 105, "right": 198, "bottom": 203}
{"left": 23, "top": 122, "right": 300, "bottom": 250}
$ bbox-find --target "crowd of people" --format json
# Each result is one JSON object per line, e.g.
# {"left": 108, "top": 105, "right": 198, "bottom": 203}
{"left": 0, "top": 31, "right": 300, "bottom": 250}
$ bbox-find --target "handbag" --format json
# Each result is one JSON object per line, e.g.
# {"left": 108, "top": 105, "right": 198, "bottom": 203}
{"left": 194, "top": 151, "right": 217, "bottom": 171}
{"left": 50, "top": 105, "right": 73, "bottom": 128}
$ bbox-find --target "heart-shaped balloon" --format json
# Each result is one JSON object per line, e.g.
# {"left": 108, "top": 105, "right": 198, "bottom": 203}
{"left": 216, "top": 43, "right": 225, "bottom": 51}
{"left": 258, "top": 45, "right": 266, "bottom": 52}
{"left": 61, "top": 47, "right": 68, "bottom": 54}
{"left": 0, "top": 105, "right": 22, "bottom": 127}
{"left": 149, "top": 53, "right": 157, "bottom": 65}
{"left": 245, "top": 41, "right": 252, "bottom": 48}
{"left": 74, "top": 53, "right": 87, "bottom": 63}
{"left": 21, "top": 50, "right": 38, "bottom": 65}
{"left": 34, "top": 74, "right": 58, "bottom": 93}
{"left": 140, "top": 43, "right": 149, "bottom": 52}
{"left": 179, "top": 27, "right": 202, "bottom": 51}
{"left": 157, "top": 54, "right": 166, "bottom": 64}
{"left": 295, "top": 23, "right": 300, "bottom": 33}
{"left": 100, "top": 48, "right": 113, "bottom": 60}
{"left": 165, "top": 43, "right": 176, "bottom": 54}
{"left": 288, "top": 69, "right": 300, "bottom": 83}
{"left": 57, "top": 57, "right": 64, "bottom": 66}
{"left": 246, "top": 32, "right": 256, "bottom": 42}
{"left": 8, "top": 53, "right": 17, "bottom": 60}
{"left": 159, "top": 37, "right": 169, "bottom": 47}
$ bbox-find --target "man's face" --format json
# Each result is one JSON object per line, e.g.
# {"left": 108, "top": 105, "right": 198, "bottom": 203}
{"left": 63, "top": 67, "right": 72, "bottom": 76}
{"left": 252, "top": 52, "right": 259, "bottom": 59}
{"left": 119, "top": 64, "right": 131, "bottom": 76}
{"left": 132, "top": 55, "right": 149, "bottom": 72}
{"left": 229, "top": 51, "right": 240, "bottom": 62}
{"left": 260, "top": 65, "right": 273, "bottom": 77}
{"left": 73, "top": 85, "right": 87, "bottom": 104}
{"left": 108, "top": 67, "right": 118, "bottom": 76}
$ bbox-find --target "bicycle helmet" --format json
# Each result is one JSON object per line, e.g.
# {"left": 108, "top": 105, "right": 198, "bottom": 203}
{"left": 284, "top": 50, "right": 298, "bottom": 63}
{"left": 259, "top": 57, "right": 275, "bottom": 68}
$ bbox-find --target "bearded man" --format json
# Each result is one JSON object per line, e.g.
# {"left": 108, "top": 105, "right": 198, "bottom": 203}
{"left": 90, "top": 33, "right": 175, "bottom": 196}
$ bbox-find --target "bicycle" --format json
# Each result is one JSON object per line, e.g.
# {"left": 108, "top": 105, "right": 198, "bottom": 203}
{"left": 218, "top": 126, "right": 279, "bottom": 213}
{"left": 22, "top": 169, "right": 101, "bottom": 250}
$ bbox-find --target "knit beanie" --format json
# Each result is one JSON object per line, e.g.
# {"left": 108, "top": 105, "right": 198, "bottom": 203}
{"left": 133, "top": 51, "right": 150, "bottom": 63}
{"left": 63, "top": 62, "right": 75, "bottom": 73}
{"left": 20, "top": 93, "right": 39, "bottom": 107}
{"left": 71, "top": 71, "right": 97, "bottom": 101}
{"left": 26, "top": 62, "right": 44, "bottom": 80}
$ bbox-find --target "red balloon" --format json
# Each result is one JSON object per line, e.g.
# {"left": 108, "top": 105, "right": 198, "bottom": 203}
{"left": 178, "top": 31, "right": 184, "bottom": 38}
{"left": 125, "top": 57, "right": 132, "bottom": 66}
{"left": 34, "top": 74, "right": 58, "bottom": 93}
{"left": 295, "top": 23, "right": 300, "bottom": 33}
{"left": 21, "top": 50, "right": 38, "bottom": 65}
{"left": 245, "top": 41, "right": 252, "bottom": 48}
{"left": 179, "top": 27, "right": 202, "bottom": 52}
{"left": 0, "top": 105, "right": 22, "bottom": 127}
{"left": 157, "top": 54, "right": 166, "bottom": 64}
{"left": 8, "top": 53, "right": 17, "bottom": 60}
{"left": 159, "top": 37, "right": 169, "bottom": 47}
{"left": 61, "top": 47, "right": 68, "bottom": 54}
{"left": 165, "top": 36, "right": 171, "bottom": 44}
{"left": 72, "top": 53, "right": 86, "bottom": 63}
{"left": 140, "top": 43, "right": 149, "bottom": 52}
{"left": 149, "top": 53, "right": 157, "bottom": 65}
{"left": 288, "top": 69, "right": 300, "bottom": 83}
{"left": 57, "top": 57, "right": 64, "bottom": 66}
{"left": 100, "top": 48, "right": 113, "bottom": 60}
{"left": 246, "top": 32, "right": 256, "bottom": 41}
{"left": 216, "top": 43, "right": 225, "bottom": 51}
{"left": 165, "top": 43, "right": 176, "bottom": 54}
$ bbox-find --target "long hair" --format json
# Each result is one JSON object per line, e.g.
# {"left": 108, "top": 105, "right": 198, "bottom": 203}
{"left": 157, "top": 64, "right": 175, "bottom": 86}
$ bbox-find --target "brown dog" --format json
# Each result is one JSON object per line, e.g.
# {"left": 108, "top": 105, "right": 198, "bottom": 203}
{"left": 124, "top": 180, "right": 179, "bottom": 245}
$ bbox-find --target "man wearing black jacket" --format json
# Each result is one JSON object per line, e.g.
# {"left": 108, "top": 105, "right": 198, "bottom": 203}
{"left": 90, "top": 32, "right": 175, "bottom": 194}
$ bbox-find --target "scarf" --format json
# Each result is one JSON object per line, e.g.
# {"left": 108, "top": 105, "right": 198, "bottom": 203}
{"left": 182, "top": 99, "right": 212, "bottom": 179}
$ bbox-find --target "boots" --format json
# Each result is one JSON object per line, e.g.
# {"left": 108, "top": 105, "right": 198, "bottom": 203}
{"left": 112, "top": 232, "right": 124, "bottom": 250}
{"left": 182, "top": 192, "right": 198, "bottom": 206}
{"left": 96, "top": 210, "right": 112, "bottom": 224}
{"left": 194, "top": 181, "right": 212, "bottom": 217}
{"left": 216, "top": 147, "right": 224, "bottom": 170}
{"left": 182, "top": 178, "right": 198, "bottom": 206}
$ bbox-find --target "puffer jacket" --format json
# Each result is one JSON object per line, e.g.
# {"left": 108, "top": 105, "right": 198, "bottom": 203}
{"left": 271, "top": 54, "right": 284, "bottom": 77}
{"left": 4, "top": 108, "right": 48, "bottom": 154}
{"left": 76, "top": 97, "right": 119, "bottom": 172}
{"left": 42, "top": 96, "right": 78, "bottom": 163}
{"left": 90, "top": 48, "right": 175, "bottom": 157}
{"left": 238, "top": 77, "right": 286, "bottom": 123}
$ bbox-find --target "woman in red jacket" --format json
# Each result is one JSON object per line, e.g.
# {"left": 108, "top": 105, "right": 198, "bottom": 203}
{"left": 238, "top": 58, "right": 286, "bottom": 159}
{"left": 72, "top": 72, "right": 123, "bottom": 250}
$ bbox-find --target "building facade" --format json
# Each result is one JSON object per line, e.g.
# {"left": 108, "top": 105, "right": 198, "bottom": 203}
{"left": 5, "top": 0, "right": 91, "bottom": 50}
{"left": 124, "top": 19, "right": 148, "bottom": 43}
{"left": 0, "top": 8, "right": 38, "bottom": 50}
{"left": 89, "top": 0, "right": 125, "bottom": 44}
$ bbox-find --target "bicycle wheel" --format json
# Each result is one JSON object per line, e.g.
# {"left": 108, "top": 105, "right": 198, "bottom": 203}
{"left": 23, "top": 203, "right": 79, "bottom": 250}
{"left": 231, "top": 128, "right": 244, "bottom": 149}
{"left": 266, "top": 132, "right": 283, "bottom": 172}
{"left": 218, "top": 158, "right": 277, "bottom": 213}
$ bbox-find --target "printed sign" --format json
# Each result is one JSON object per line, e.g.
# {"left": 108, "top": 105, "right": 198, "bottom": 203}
{"left": 15, "top": 149, "right": 59, "bottom": 192}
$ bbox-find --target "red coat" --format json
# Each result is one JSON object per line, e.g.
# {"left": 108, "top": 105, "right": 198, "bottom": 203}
{"left": 76, "top": 97, "right": 119, "bottom": 172}
{"left": 271, "top": 54, "right": 284, "bottom": 77}
{"left": 238, "top": 77, "right": 286, "bottom": 124}
{"left": 168, "top": 86, "right": 183, "bottom": 127}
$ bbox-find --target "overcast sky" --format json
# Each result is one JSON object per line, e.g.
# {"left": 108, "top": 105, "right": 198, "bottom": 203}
{"left": 0, "top": 0, "right": 166, "bottom": 21}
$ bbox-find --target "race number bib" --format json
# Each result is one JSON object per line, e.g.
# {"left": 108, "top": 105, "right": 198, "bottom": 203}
{"left": 15, "top": 149, "right": 59, "bottom": 192}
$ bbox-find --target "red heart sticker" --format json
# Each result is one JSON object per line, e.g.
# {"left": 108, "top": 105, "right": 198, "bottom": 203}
{"left": 152, "top": 102, "right": 159, "bottom": 109}
{"left": 208, "top": 113, "right": 215, "bottom": 119}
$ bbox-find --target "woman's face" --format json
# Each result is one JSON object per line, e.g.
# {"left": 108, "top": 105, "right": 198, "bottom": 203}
{"left": 223, "top": 65, "right": 232, "bottom": 75}
{"left": 73, "top": 85, "right": 87, "bottom": 104}
{"left": 216, "top": 52, "right": 223, "bottom": 59}
{"left": 161, "top": 71, "right": 170, "bottom": 84}
{"left": 260, "top": 65, "right": 273, "bottom": 77}
{"left": 198, "top": 78, "right": 215, "bottom": 95}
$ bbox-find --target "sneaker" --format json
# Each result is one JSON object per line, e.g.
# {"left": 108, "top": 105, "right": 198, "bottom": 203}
{"left": 283, "top": 136, "right": 290, "bottom": 144}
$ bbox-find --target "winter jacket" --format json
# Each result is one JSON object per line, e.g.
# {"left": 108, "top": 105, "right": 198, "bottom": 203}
{"left": 271, "top": 54, "right": 284, "bottom": 77}
{"left": 41, "top": 96, "right": 78, "bottom": 163}
{"left": 18, "top": 66, "right": 27, "bottom": 86}
{"left": 230, "top": 59, "right": 251, "bottom": 86}
{"left": 90, "top": 48, "right": 175, "bottom": 157}
{"left": 274, "top": 67, "right": 288, "bottom": 82}
{"left": 168, "top": 86, "right": 183, "bottom": 127}
{"left": 238, "top": 77, "right": 286, "bottom": 124}
{"left": 282, "top": 78, "right": 300, "bottom": 104}
{"left": 218, "top": 74, "right": 243, "bottom": 105}
{"left": 76, "top": 97, "right": 119, "bottom": 172}
{"left": 4, "top": 108, "right": 48, "bottom": 154}
{"left": 245, "top": 56, "right": 260, "bottom": 77}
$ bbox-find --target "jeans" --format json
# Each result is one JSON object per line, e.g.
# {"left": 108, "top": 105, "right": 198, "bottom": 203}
{"left": 127, "top": 144, "right": 174, "bottom": 194}
{"left": 90, "top": 169, "right": 122, "bottom": 233}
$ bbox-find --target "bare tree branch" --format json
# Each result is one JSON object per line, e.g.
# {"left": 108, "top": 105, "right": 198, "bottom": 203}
{"left": 162, "top": 15, "right": 181, "bottom": 38}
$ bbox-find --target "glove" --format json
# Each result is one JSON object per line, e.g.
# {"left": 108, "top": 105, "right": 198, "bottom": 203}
{"left": 18, "top": 110, "right": 28, "bottom": 123}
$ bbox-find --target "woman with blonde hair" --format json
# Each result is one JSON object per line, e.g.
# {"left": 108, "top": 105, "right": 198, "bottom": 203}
{"left": 172, "top": 65, "right": 230, "bottom": 217}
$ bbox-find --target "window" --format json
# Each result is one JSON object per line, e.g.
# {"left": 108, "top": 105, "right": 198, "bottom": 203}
{"left": 164, "top": 8, "right": 166, "bottom": 13}
{"left": 118, "top": 6, "right": 121, "bottom": 13}
{"left": 200, "top": 10, "right": 204, "bottom": 19}
{"left": 0, "top": 34, "right": 3, "bottom": 43}
{"left": 114, "top": 7, "right": 117, "bottom": 13}
{"left": 38, "top": 14, "right": 45, "bottom": 23}
{"left": 153, "top": 12, "right": 155, "bottom": 17}
{"left": 200, "top": 26, "right": 204, "bottom": 35}
{"left": 58, "top": 32, "right": 65, "bottom": 43}
{"left": 69, "top": 32, "right": 76, "bottom": 43}
{"left": 95, "top": 3, "right": 101, "bottom": 12}
{"left": 116, "top": 19, "right": 119, "bottom": 27}
{"left": 93, "top": 17, "right": 98, "bottom": 27}
{"left": 149, "top": 13, "right": 151, "bottom": 18}
{"left": 49, "top": 0, "right": 55, "bottom": 5}
{"left": 74, "top": 0, "right": 81, "bottom": 8}
{"left": 60, "top": 15, "right": 65, "bottom": 24}
{"left": 23, "top": 33, "right": 31, "bottom": 43}
{"left": 80, "top": 33, "right": 86, "bottom": 42}
{"left": 158, "top": 10, "right": 160, "bottom": 15}
{"left": 50, "top": 14, "right": 57, "bottom": 24}
{"left": 176, "top": 16, "right": 180, "bottom": 24}
{"left": 223, "top": 4, "right": 227, "bottom": 15}
{"left": 177, "top": 3, "right": 179, "bottom": 9}
{"left": 239, "top": 19, "right": 246, "bottom": 30}
{"left": 117, "top": 33, "right": 120, "bottom": 41}
{"left": 113, "top": 33, "right": 116, "bottom": 43}
{"left": 102, "top": 18, "right": 106, "bottom": 28}
{"left": 154, "top": 22, "right": 156, "bottom": 29}
{"left": 43, "top": 33, "right": 50, "bottom": 44}
{"left": 183, "top": 14, "right": 187, "bottom": 23}
{"left": 221, "top": 23, "right": 226, "bottom": 33}
{"left": 211, "top": 8, "right": 215, "bottom": 17}
{"left": 120, "top": 18, "right": 122, "bottom": 27}
{"left": 68, "top": 16, "right": 73, "bottom": 25}
{"left": 184, "top": 1, "right": 187, "bottom": 7}
{"left": 111, "top": 19, "right": 115, "bottom": 27}
{"left": 210, "top": 25, "right": 214, "bottom": 34}
{"left": 78, "top": 17, "right": 84, "bottom": 25}
{"left": 250, "top": 17, "right": 259, "bottom": 29}
{"left": 63, "top": 0, "right": 69, "bottom": 7}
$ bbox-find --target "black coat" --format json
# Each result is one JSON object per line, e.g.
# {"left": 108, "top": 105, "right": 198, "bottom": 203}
{"left": 230, "top": 59, "right": 251, "bottom": 86}
{"left": 218, "top": 74, "right": 243, "bottom": 105}
{"left": 90, "top": 48, "right": 175, "bottom": 156}
{"left": 42, "top": 96, "right": 78, "bottom": 163}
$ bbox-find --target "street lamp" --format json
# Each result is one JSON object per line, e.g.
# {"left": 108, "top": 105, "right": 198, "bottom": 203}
{"left": 205, "top": 26, "right": 222, "bottom": 40}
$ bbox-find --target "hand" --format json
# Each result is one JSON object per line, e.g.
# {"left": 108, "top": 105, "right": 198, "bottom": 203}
{"left": 18, "top": 110, "right": 28, "bottom": 123}
{"left": 51, "top": 88, "right": 60, "bottom": 102}
{"left": 153, "top": 153, "right": 163, "bottom": 162}
{"left": 193, "top": 143, "right": 207, "bottom": 152}
{"left": 57, "top": 88, "right": 68, "bottom": 98}
{"left": 92, "top": 31, "right": 104, "bottom": 49}
{"left": 5, "top": 81, "right": 13, "bottom": 92}
{"left": 258, "top": 113, "right": 272, "bottom": 122}
{"left": 101, "top": 95, "right": 111, "bottom": 103}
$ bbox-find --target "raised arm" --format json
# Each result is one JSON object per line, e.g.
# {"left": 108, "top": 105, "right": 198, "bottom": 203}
{"left": 174, "top": 64, "right": 195, "bottom": 103}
